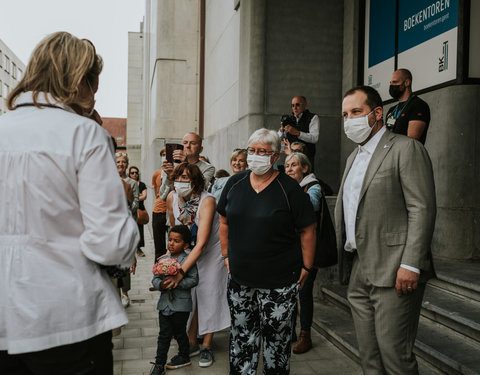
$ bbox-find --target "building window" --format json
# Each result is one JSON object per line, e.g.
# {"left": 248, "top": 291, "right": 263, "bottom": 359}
{"left": 12, "top": 62, "right": 17, "bottom": 79}
{"left": 3, "top": 83, "right": 9, "bottom": 98}
{"left": 0, "top": 50, "right": 3, "bottom": 68}
{"left": 0, "top": 80, "right": 2, "bottom": 97}
{"left": 4, "top": 56, "right": 10, "bottom": 74}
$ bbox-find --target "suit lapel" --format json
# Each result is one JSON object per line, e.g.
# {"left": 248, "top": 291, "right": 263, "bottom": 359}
{"left": 358, "top": 131, "right": 395, "bottom": 204}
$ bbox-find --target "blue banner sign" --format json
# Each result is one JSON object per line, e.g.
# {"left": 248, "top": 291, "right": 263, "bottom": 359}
{"left": 398, "top": 0, "right": 458, "bottom": 53}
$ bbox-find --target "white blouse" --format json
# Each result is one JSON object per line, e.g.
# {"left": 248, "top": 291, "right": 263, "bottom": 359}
{"left": 0, "top": 92, "right": 139, "bottom": 354}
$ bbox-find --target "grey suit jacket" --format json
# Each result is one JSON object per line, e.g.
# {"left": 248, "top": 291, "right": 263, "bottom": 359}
{"left": 152, "top": 252, "right": 199, "bottom": 312}
{"left": 335, "top": 129, "right": 436, "bottom": 287}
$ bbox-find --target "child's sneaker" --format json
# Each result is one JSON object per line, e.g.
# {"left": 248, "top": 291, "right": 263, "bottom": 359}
{"left": 198, "top": 347, "right": 214, "bottom": 367}
{"left": 149, "top": 362, "right": 165, "bottom": 375}
{"left": 165, "top": 354, "right": 191, "bottom": 369}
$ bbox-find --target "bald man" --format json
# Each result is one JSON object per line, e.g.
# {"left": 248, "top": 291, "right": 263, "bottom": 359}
{"left": 159, "top": 132, "right": 215, "bottom": 201}
{"left": 279, "top": 96, "right": 319, "bottom": 168}
{"left": 386, "top": 69, "right": 431, "bottom": 144}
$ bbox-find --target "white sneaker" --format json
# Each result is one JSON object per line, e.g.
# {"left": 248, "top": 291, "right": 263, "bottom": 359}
{"left": 121, "top": 293, "right": 130, "bottom": 308}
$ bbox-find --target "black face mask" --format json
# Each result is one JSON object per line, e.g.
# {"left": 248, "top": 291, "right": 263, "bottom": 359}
{"left": 389, "top": 84, "right": 404, "bottom": 100}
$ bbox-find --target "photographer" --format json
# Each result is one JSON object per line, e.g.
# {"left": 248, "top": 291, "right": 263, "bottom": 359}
{"left": 279, "top": 96, "right": 319, "bottom": 168}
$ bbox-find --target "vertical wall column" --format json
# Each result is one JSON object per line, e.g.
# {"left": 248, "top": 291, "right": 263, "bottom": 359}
{"left": 238, "top": 0, "right": 267, "bottom": 135}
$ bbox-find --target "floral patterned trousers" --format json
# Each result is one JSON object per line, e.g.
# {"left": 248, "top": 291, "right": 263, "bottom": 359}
{"left": 227, "top": 278, "right": 299, "bottom": 375}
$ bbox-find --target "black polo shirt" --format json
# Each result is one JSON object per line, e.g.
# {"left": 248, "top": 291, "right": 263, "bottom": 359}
{"left": 386, "top": 95, "right": 431, "bottom": 144}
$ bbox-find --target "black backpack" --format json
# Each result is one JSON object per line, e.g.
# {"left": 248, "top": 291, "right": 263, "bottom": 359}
{"left": 304, "top": 182, "right": 338, "bottom": 268}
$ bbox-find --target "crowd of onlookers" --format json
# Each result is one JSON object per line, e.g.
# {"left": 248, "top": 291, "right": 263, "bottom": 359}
{"left": 1, "top": 31, "right": 435, "bottom": 375}
{"left": 123, "top": 128, "right": 328, "bottom": 374}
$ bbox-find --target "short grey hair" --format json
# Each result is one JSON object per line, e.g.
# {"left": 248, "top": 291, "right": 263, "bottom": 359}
{"left": 285, "top": 152, "right": 311, "bottom": 174}
{"left": 247, "top": 128, "right": 280, "bottom": 152}
{"left": 290, "top": 141, "right": 306, "bottom": 152}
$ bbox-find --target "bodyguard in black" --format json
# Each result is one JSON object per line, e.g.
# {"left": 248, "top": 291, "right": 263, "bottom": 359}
{"left": 386, "top": 69, "right": 431, "bottom": 144}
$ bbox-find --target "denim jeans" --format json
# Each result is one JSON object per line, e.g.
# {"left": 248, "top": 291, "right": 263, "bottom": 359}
{"left": 292, "top": 268, "right": 318, "bottom": 331}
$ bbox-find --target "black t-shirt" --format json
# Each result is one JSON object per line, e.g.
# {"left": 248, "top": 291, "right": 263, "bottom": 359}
{"left": 217, "top": 170, "right": 315, "bottom": 289}
{"left": 386, "top": 95, "right": 430, "bottom": 144}
{"left": 138, "top": 181, "right": 146, "bottom": 210}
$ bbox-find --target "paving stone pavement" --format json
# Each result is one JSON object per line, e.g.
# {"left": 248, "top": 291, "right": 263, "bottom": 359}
{"left": 113, "top": 228, "right": 362, "bottom": 375}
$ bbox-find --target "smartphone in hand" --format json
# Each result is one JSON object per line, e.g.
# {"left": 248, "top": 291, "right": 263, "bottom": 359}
{"left": 165, "top": 143, "right": 184, "bottom": 164}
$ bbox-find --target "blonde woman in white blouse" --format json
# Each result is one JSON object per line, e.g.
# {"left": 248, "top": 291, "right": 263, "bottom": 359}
{"left": 0, "top": 32, "right": 138, "bottom": 374}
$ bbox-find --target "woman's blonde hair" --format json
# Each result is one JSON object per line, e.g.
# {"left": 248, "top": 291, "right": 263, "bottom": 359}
{"left": 7, "top": 31, "right": 103, "bottom": 110}
{"left": 230, "top": 149, "right": 247, "bottom": 164}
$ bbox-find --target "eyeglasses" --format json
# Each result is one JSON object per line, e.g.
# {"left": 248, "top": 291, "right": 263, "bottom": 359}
{"left": 115, "top": 152, "right": 127, "bottom": 157}
{"left": 291, "top": 149, "right": 303, "bottom": 153}
{"left": 130, "top": 171, "right": 139, "bottom": 175}
{"left": 246, "top": 147, "right": 274, "bottom": 156}
{"left": 291, "top": 103, "right": 302, "bottom": 108}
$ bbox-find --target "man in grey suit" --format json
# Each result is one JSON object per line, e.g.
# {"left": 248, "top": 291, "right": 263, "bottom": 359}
{"left": 335, "top": 85, "right": 436, "bottom": 374}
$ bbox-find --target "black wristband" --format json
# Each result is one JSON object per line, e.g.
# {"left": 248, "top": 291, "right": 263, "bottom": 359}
{"left": 302, "top": 265, "right": 313, "bottom": 273}
{"left": 179, "top": 268, "right": 186, "bottom": 277}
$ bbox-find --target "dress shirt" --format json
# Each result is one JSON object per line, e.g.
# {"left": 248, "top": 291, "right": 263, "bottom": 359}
{"left": 342, "top": 125, "right": 419, "bottom": 274}
{"left": 296, "top": 112, "right": 320, "bottom": 144}
{"left": 278, "top": 112, "right": 320, "bottom": 144}
{"left": 0, "top": 92, "right": 139, "bottom": 354}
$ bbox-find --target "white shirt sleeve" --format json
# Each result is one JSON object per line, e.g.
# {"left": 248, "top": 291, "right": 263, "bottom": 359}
{"left": 298, "top": 114, "right": 319, "bottom": 144}
{"left": 400, "top": 264, "right": 420, "bottom": 274}
{"left": 78, "top": 141, "right": 139, "bottom": 268}
{"left": 159, "top": 172, "right": 173, "bottom": 201}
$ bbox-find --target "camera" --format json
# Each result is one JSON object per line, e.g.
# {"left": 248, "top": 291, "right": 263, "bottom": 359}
{"left": 280, "top": 114, "right": 296, "bottom": 128}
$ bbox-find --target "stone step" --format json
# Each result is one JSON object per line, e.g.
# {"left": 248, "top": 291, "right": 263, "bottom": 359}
{"left": 422, "top": 285, "right": 480, "bottom": 343}
{"left": 322, "top": 280, "right": 480, "bottom": 344}
{"left": 312, "top": 299, "right": 445, "bottom": 375}
{"left": 432, "top": 259, "right": 480, "bottom": 303}
{"left": 416, "top": 317, "right": 480, "bottom": 375}
{"left": 319, "top": 284, "right": 480, "bottom": 374}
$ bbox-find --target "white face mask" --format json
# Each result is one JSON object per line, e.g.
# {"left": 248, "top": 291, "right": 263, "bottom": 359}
{"left": 174, "top": 181, "right": 193, "bottom": 198}
{"left": 343, "top": 110, "right": 376, "bottom": 144}
{"left": 247, "top": 154, "right": 272, "bottom": 176}
{"left": 161, "top": 156, "right": 166, "bottom": 164}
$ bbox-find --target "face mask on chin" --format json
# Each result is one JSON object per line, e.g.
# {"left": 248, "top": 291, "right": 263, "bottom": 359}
{"left": 343, "top": 110, "right": 376, "bottom": 144}
{"left": 389, "top": 84, "right": 404, "bottom": 100}
{"left": 174, "top": 181, "right": 193, "bottom": 198}
{"left": 247, "top": 154, "right": 273, "bottom": 176}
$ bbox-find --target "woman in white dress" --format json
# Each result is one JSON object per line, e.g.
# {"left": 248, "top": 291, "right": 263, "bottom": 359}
{"left": 164, "top": 163, "right": 230, "bottom": 368}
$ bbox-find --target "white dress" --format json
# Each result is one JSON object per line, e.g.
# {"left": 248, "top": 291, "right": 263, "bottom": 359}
{"left": 172, "top": 191, "right": 230, "bottom": 335}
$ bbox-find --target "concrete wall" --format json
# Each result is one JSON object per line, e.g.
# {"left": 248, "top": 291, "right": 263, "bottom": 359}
{"left": 421, "top": 85, "right": 480, "bottom": 260}
{"left": 139, "top": 0, "right": 201, "bottom": 215}
{"left": 203, "top": 0, "right": 345, "bottom": 190}
{"left": 149, "top": 0, "right": 200, "bottom": 140}
{"left": 127, "top": 31, "right": 144, "bottom": 169}
{"left": 203, "top": 0, "right": 240, "bottom": 139}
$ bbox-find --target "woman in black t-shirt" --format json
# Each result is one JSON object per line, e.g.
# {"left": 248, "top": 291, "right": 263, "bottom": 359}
{"left": 217, "top": 128, "right": 316, "bottom": 374}
{"left": 129, "top": 166, "right": 147, "bottom": 257}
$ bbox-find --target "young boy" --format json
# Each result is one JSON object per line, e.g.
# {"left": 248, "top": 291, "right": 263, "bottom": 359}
{"left": 149, "top": 225, "right": 199, "bottom": 375}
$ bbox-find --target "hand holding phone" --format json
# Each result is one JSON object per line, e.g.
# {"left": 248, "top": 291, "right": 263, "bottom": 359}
{"left": 165, "top": 143, "right": 184, "bottom": 164}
